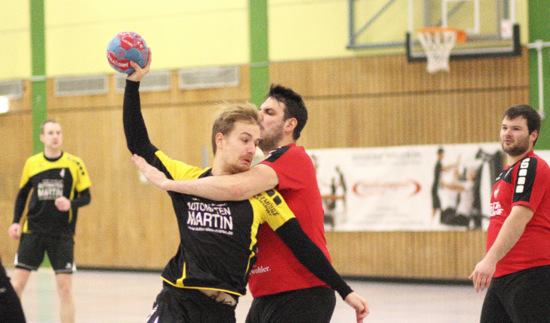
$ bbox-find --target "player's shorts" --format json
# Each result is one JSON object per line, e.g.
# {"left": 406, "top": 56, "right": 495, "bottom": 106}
{"left": 481, "top": 264, "right": 550, "bottom": 322}
{"left": 246, "top": 286, "right": 336, "bottom": 323}
{"left": 15, "top": 233, "right": 75, "bottom": 274}
{"left": 0, "top": 257, "right": 26, "bottom": 323}
{"left": 146, "top": 283, "right": 237, "bottom": 323}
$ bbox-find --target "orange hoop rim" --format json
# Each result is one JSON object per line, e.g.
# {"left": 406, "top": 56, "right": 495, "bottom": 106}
{"left": 417, "top": 27, "right": 467, "bottom": 43}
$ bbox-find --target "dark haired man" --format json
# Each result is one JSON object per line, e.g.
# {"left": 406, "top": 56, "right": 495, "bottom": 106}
{"left": 470, "top": 104, "right": 550, "bottom": 321}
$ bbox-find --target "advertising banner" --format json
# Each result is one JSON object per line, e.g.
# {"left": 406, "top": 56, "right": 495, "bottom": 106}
{"left": 308, "top": 143, "right": 508, "bottom": 231}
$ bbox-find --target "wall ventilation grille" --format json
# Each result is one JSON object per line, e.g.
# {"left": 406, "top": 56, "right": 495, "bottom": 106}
{"left": 115, "top": 70, "right": 172, "bottom": 93}
{"left": 178, "top": 66, "right": 239, "bottom": 90}
{"left": 54, "top": 75, "right": 108, "bottom": 97}
{"left": 0, "top": 80, "right": 24, "bottom": 99}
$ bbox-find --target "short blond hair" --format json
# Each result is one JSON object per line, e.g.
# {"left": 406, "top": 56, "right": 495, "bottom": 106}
{"left": 211, "top": 103, "right": 259, "bottom": 155}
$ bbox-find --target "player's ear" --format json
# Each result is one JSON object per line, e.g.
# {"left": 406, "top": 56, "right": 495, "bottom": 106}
{"left": 215, "top": 132, "right": 224, "bottom": 151}
{"left": 530, "top": 130, "right": 538, "bottom": 144}
{"left": 284, "top": 117, "right": 297, "bottom": 135}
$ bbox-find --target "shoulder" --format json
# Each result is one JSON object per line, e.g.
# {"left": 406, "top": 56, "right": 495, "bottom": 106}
{"left": 63, "top": 152, "right": 85, "bottom": 163}
{"left": 24, "top": 153, "right": 46, "bottom": 168}
{"left": 263, "top": 144, "right": 308, "bottom": 164}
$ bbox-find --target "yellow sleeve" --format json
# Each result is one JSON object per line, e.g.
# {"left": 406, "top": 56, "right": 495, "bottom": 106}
{"left": 155, "top": 150, "right": 207, "bottom": 180}
{"left": 249, "top": 189, "right": 296, "bottom": 231}
{"left": 73, "top": 157, "right": 92, "bottom": 192}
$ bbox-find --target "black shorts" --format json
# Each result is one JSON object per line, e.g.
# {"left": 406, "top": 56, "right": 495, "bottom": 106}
{"left": 146, "top": 283, "right": 237, "bottom": 323}
{"left": 0, "top": 257, "right": 26, "bottom": 323}
{"left": 246, "top": 286, "right": 336, "bottom": 323}
{"left": 481, "top": 265, "right": 550, "bottom": 323}
{"left": 15, "top": 233, "right": 75, "bottom": 274}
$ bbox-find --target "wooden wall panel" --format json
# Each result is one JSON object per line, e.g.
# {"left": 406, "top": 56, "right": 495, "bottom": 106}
{"left": 326, "top": 231, "right": 486, "bottom": 280}
{"left": 0, "top": 51, "right": 529, "bottom": 280}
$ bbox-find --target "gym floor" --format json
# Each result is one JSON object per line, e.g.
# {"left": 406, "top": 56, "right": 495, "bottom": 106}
{"left": 9, "top": 268, "right": 485, "bottom": 322}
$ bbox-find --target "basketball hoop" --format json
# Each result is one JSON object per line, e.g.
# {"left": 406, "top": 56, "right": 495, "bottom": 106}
{"left": 416, "top": 27, "right": 467, "bottom": 73}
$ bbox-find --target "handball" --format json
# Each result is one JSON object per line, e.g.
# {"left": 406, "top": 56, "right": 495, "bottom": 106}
{"left": 106, "top": 32, "right": 149, "bottom": 74}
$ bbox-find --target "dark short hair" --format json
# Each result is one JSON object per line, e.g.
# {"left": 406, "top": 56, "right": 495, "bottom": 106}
{"left": 503, "top": 104, "right": 541, "bottom": 146}
{"left": 211, "top": 103, "right": 260, "bottom": 155}
{"left": 267, "top": 84, "right": 308, "bottom": 141}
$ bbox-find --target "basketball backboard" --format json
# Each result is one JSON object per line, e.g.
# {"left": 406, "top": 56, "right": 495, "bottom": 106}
{"left": 406, "top": 0, "right": 521, "bottom": 61}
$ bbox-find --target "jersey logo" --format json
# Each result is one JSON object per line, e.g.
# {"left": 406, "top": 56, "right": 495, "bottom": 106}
{"left": 37, "top": 179, "right": 64, "bottom": 200}
{"left": 186, "top": 200, "right": 234, "bottom": 235}
{"left": 490, "top": 201, "right": 503, "bottom": 217}
{"left": 60, "top": 168, "right": 65, "bottom": 178}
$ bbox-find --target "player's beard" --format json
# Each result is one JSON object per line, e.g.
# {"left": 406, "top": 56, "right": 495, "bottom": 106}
{"left": 502, "top": 135, "right": 530, "bottom": 157}
{"left": 259, "top": 123, "right": 284, "bottom": 153}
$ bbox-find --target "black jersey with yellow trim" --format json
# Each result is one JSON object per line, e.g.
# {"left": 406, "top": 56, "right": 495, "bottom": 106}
{"left": 153, "top": 150, "right": 295, "bottom": 297}
{"left": 15, "top": 152, "right": 91, "bottom": 236}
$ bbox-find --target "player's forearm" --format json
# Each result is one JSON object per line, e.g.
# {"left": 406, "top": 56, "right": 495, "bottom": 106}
{"left": 164, "top": 175, "right": 249, "bottom": 201}
{"left": 13, "top": 185, "right": 31, "bottom": 223}
{"left": 485, "top": 206, "right": 533, "bottom": 263}
{"left": 276, "top": 219, "right": 353, "bottom": 299}
{"left": 71, "top": 189, "right": 91, "bottom": 208}
{"left": 165, "top": 167, "right": 277, "bottom": 201}
{"left": 123, "top": 80, "right": 157, "bottom": 159}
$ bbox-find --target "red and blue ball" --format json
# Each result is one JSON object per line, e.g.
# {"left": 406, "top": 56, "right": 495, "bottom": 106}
{"left": 106, "top": 32, "right": 149, "bottom": 74}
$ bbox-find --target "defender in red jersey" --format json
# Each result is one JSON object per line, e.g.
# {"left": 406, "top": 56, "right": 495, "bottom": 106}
{"left": 470, "top": 104, "right": 550, "bottom": 322}
{"left": 136, "top": 85, "right": 369, "bottom": 322}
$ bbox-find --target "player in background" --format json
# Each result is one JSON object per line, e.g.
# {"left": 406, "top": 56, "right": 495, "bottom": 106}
{"left": 470, "top": 104, "right": 550, "bottom": 321}
{"left": 8, "top": 120, "right": 92, "bottom": 323}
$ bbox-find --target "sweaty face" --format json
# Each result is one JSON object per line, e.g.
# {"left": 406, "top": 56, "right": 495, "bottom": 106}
{"left": 219, "top": 121, "right": 261, "bottom": 174}
{"left": 258, "top": 97, "right": 285, "bottom": 153}
{"left": 41, "top": 122, "right": 63, "bottom": 151}
{"left": 500, "top": 116, "right": 533, "bottom": 157}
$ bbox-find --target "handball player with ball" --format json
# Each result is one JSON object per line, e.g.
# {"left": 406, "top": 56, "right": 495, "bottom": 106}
{"left": 123, "top": 53, "right": 368, "bottom": 322}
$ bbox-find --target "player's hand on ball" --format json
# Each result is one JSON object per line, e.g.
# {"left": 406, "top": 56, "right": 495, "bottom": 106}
{"left": 127, "top": 49, "right": 152, "bottom": 83}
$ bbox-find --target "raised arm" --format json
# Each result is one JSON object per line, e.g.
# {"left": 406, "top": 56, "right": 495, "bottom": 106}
{"left": 275, "top": 219, "right": 369, "bottom": 322}
{"left": 123, "top": 55, "right": 158, "bottom": 162}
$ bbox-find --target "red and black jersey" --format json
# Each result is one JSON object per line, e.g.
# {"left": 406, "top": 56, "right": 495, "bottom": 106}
{"left": 249, "top": 144, "right": 331, "bottom": 297}
{"left": 487, "top": 150, "right": 550, "bottom": 277}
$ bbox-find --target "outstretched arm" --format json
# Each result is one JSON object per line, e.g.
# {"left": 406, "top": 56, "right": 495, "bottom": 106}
{"left": 275, "top": 219, "right": 369, "bottom": 321}
{"left": 132, "top": 153, "right": 278, "bottom": 200}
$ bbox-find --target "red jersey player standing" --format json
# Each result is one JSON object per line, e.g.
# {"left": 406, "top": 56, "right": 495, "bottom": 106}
{"left": 135, "top": 85, "right": 369, "bottom": 322}
{"left": 470, "top": 104, "right": 550, "bottom": 322}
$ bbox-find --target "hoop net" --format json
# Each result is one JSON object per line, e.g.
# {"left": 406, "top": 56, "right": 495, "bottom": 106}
{"left": 417, "top": 27, "right": 466, "bottom": 73}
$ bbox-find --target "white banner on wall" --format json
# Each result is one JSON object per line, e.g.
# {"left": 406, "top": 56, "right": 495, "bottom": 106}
{"left": 308, "top": 143, "right": 510, "bottom": 231}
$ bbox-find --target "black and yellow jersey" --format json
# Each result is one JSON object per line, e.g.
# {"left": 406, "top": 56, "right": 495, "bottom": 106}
{"left": 13, "top": 152, "right": 91, "bottom": 236}
{"left": 154, "top": 151, "right": 295, "bottom": 297}
{"left": 123, "top": 79, "right": 353, "bottom": 301}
